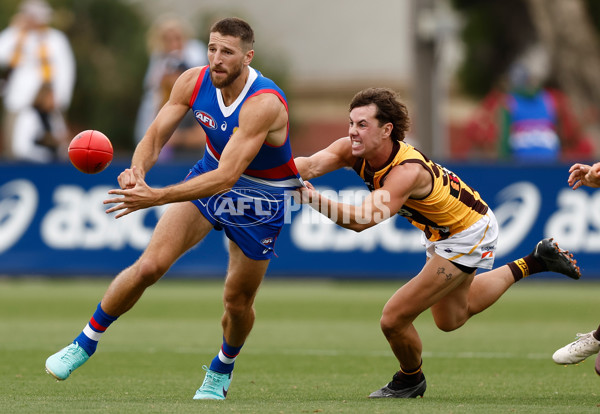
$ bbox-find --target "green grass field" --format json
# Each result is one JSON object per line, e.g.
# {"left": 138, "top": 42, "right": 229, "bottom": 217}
{"left": 0, "top": 277, "right": 598, "bottom": 413}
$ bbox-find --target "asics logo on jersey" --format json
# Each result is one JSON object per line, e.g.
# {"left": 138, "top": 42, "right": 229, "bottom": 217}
{"left": 195, "top": 110, "right": 217, "bottom": 129}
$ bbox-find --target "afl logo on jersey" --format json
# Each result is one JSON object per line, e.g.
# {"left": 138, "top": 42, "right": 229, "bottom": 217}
{"left": 194, "top": 110, "right": 217, "bottom": 130}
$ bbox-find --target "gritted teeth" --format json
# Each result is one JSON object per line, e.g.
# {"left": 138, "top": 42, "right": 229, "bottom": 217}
{"left": 351, "top": 139, "right": 362, "bottom": 148}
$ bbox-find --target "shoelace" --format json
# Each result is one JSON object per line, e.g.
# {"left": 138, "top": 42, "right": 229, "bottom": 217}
{"left": 201, "top": 369, "right": 227, "bottom": 393}
{"left": 60, "top": 345, "right": 84, "bottom": 363}
{"left": 569, "top": 333, "right": 598, "bottom": 352}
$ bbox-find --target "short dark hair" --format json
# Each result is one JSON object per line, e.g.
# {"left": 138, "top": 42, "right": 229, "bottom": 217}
{"left": 349, "top": 88, "right": 410, "bottom": 142}
{"left": 210, "top": 17, "right": 254, "bottom": 51}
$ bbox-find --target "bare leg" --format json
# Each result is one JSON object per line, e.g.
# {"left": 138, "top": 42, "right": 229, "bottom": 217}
{"left": 192, "top": 242, "right": 270, "bottom": 399}
{"left": 463, "top": 264, "right": 515, "bottom": 314}
{"left": 220, "top": 241, "right": 270, "bottom": 347}
{"left": 101, "top": 202, "right": 212, "bottom": 316}
{"left": 45, "top": 202, "right": 214, "bottom": 381}
{"left": 431, "top": 263, "right": 515, "bottom": 331}
{"left": 380, "top": 254, "right": 473, "bottom": 371}
{"left": 386, "top": 252, "right": 545, "bottom": 371}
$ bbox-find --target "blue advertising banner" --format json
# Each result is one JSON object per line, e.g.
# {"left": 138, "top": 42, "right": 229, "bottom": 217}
{"left": 1, "top": 161, "right": 598, "bottom": 279}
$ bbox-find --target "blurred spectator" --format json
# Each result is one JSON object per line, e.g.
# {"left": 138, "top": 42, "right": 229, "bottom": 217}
{"left": 0, "top": 0, "right": 75, "bottom": 162}
{"left": 463, "top": 45, "right": 593, "bottom": 162}
{"left": 134, "top": 15, "right": 207, "bottom": 161}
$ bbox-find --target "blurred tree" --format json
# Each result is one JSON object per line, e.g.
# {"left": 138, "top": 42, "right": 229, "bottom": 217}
{"left": 451, "top": 0, "right": 537, "bottom": 97}
{"left": 525, "top": 0, "right": 600, "bottom": 135}
{"left": 452, "top": 0, "right": 600, "bottom": 100}
{"left": 64, "top": 0, "right": 147, "bottom": 151}
{"left": 0, "top": 0, "right": 148, "bottom": 152}
{"left": 453, "top": 0, "right": 600, "bottom": 154}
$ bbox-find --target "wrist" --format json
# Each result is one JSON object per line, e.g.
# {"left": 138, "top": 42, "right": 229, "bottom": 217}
{"left": 156, "top": 187, "right": 170, "bottom": 206}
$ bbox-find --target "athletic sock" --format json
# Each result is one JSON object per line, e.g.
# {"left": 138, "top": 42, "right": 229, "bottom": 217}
{"left": 389, "top": 362, "right": 423, "bottom": 389}
{"left": 507, "top": 253, "right": 546, "bottom": 282}
{"left": 73, "top": 302, "right": 118, "bottom": 356}
{"left": 594, "top": 324, "right": 600, "bottom": 342}
{"left": 209, "top": 337, "right": 243, "bottom": 374}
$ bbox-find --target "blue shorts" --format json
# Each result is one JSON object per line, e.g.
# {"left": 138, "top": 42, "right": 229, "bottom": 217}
{"left": 185, "top": 163, "right": 286, "bottom": 260}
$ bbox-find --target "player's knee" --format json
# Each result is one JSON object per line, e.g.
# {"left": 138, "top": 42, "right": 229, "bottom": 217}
{"left": 434, "top": 317, "right": 465, "bottom": 332}
{"left": 380, "top": 316, "right": 394, "bottom": 337}
{"left": 135, "top": 258, "right": 168, "bottom": 286}
{"left": 380, "top": 311, "right": 407, "bottom": 338}
{"left": 223, "top": 294, "right": 254, "bottom": 319}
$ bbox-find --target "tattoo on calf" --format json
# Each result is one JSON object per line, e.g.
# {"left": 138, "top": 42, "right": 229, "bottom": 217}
{"left": 437, "top": 267, "right": 452, "bottom": 281}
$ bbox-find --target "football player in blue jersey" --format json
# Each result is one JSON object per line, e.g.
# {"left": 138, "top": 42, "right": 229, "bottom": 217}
{"left": 45, "top": 17, "right": 302, "bottom": 400}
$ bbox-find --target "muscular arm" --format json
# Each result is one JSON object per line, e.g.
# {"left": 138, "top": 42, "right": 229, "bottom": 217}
{"left": 301, "top": 162, "right": 431, "bottom": 232}
{"left": 123, "top": 67, "right": 201, "bottom": 185}
{"left": 160, "top": 92, "right": 285, "bottom": 201}
{"left": 294, "top": 137, "right": 355, "bottom": 180}
{"left": 105, "top": 87, "right": 287, "bottom": 218}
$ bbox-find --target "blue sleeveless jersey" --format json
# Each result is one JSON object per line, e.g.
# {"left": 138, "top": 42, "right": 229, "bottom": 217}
{"left": 185, "top": 66, "right": 300, "bottom": 260}
{"left": 189, "top": 66, "right": 302, "bottom": 193}
{"left": 507, "top": 90, "right": 560, "bottom": 161}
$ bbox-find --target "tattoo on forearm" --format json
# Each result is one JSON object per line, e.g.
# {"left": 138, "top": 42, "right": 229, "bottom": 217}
{"left": 437, "top": 267, "right": 452, "bottom": 281}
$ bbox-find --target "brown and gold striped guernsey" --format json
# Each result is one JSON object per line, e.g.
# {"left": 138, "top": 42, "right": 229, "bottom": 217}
{"left": 352, "top": 141, "right": 488, "bottom": 241}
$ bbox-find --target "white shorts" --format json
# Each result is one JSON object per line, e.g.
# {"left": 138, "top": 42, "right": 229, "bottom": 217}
{"left": 422, "top": 209, "right": 499, "bottom": 271}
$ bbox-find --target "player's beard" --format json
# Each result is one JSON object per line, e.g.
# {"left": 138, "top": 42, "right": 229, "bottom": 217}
{"left": 210, "top": 62, "right": 244, "bottom": 89}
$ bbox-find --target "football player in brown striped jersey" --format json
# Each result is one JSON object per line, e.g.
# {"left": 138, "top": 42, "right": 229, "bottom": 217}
{"left": 295, "top": 87, "right": 581, "bottom": 398}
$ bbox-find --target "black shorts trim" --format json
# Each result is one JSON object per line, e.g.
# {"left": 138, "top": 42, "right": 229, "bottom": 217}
{"left": 452, "top": 261, "right": 477, "bottom": 274}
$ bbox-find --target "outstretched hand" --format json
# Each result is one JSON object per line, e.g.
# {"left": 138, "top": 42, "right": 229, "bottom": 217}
{"left": 104, "top": 166, "right": 161, "bottom": 218}
{"left": 568, "top": 162, "right": 600, "bottom": 189}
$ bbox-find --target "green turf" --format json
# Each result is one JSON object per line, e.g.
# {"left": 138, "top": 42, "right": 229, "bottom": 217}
{"left": 0, "top": 277, "right": 598, "bottom": 413}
